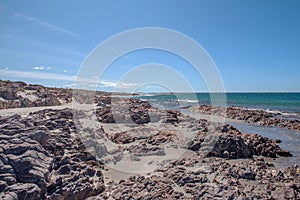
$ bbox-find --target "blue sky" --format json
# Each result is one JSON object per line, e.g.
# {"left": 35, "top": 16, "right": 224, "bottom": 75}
{"left": 0, "top": 0, "right": 299, "bottom": 92}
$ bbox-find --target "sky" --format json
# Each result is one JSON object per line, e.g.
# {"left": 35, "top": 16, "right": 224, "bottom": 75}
{"left": 0, "top": 0, "right": 299, "bottom": 92}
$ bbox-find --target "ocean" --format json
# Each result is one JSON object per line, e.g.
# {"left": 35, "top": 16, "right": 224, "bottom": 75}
{"left": 133, "top": 93, "right": 300, "bottom": 116}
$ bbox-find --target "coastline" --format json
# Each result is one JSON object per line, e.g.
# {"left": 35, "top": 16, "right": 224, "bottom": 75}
{"left": 0, "top": 80, "right": 299, "bottom": 199}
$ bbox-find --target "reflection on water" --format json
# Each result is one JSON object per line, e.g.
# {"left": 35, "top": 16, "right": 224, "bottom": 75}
{"left": 228, "top": 121, "right": 300, "bottom": 168}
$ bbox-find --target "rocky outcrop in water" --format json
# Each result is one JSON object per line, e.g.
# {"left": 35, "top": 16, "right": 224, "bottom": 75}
{"left": 191, "top": 105, "right": 300, "bottom": 131}
{"left": 193, "top": 123, "right": 292, "bottom": 159}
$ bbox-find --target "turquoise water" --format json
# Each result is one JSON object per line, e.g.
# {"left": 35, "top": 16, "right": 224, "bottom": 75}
{"left": 134, "top": 93, "right": 300, "bottom": 114}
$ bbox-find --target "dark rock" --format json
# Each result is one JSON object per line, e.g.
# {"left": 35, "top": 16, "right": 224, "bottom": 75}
{"left": 188, "top": 141, "right": 201, "bottom": 151}
{"left": 5, "top": 183, "right": 41, "bottom": 200}
{"left": 243, "top": 133, "right": 292, "bottom": 158}
{"left": 207, "top": 134, "right": 252, "bottom": 159}
{"left": 30, "top": 130, "right": 49, "bottom": 147}
{"left": 57, "top": 164, "right": 71, "bottom": 175}
{"left": 276, "top": 150, "right": 293, "bottom": 157}
{"left": 239, "top": 170, "right": 256, "bottom": 180}
{"left": 0, "top": 180, "right": 8, "bottom": 192}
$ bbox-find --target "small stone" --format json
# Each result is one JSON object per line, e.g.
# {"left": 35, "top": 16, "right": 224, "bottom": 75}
{"left": 239, "top": 171, "right": 256, "bottom": 180}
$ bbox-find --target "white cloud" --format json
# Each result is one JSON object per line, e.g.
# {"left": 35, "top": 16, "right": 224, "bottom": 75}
{"left": 63, "top": 69, "right": 67, "bottom": 73}
{"left": 99, "top": 81, "right": 137, "bottom": 89}
{"left": 65, "top": 83, "right": 76, "bottom": 88}
{"left": 47, "top": 66, "right": 52, "bottom": 70}
{"left": 0, "top": 69, "right": 137, "bottom": 90}
{"left": 34, "top": 66, "right": 44, "bottom": 70}
{"left": 13, "top": 12, "right": 80, "bottom": 38}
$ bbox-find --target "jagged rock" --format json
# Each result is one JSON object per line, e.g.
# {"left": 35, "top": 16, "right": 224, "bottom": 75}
{"left": 0, "top": 109, "right": 105, "bottom": 200}
{"left": 207, "top": 134, "right": 252, "bottom": 159}
{"left": 242, "top": 133, "right": 293, "bottom": 158}
{"left": 188, "top": 124, "right": 292, "bottom": 159}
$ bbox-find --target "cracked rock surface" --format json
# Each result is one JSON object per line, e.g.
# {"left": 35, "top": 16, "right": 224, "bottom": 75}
{"left": 0, "top": 109, "right": 104, "bottom": 200}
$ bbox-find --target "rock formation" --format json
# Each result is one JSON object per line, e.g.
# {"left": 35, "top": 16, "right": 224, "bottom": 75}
{"left": 0, "top": 109, "right": 104, "bottom": 199}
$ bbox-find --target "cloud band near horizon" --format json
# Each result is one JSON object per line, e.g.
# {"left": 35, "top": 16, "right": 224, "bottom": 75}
{"left": 0, "top": 69, "right": 137, "bottom": 89}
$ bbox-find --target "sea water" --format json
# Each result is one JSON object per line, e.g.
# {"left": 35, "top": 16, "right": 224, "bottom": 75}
{"left": 134, "top": 93, "right": 300, "bottom": 117}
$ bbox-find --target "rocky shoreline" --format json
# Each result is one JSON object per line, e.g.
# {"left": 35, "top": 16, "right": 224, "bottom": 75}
{"left": 190, "top": 105, "right": 300, "bottom": 131}
{"left": 0, "top": 80, "right": 299, "bottom": 199}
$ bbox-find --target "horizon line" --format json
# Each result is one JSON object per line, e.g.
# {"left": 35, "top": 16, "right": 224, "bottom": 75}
{"left": 1, "top": 78, "right": 299, "bottom": 94}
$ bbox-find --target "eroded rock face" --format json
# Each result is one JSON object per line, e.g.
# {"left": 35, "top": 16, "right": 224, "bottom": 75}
{"left": 0, "top": 109, "right": 104, "bottom": 200}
